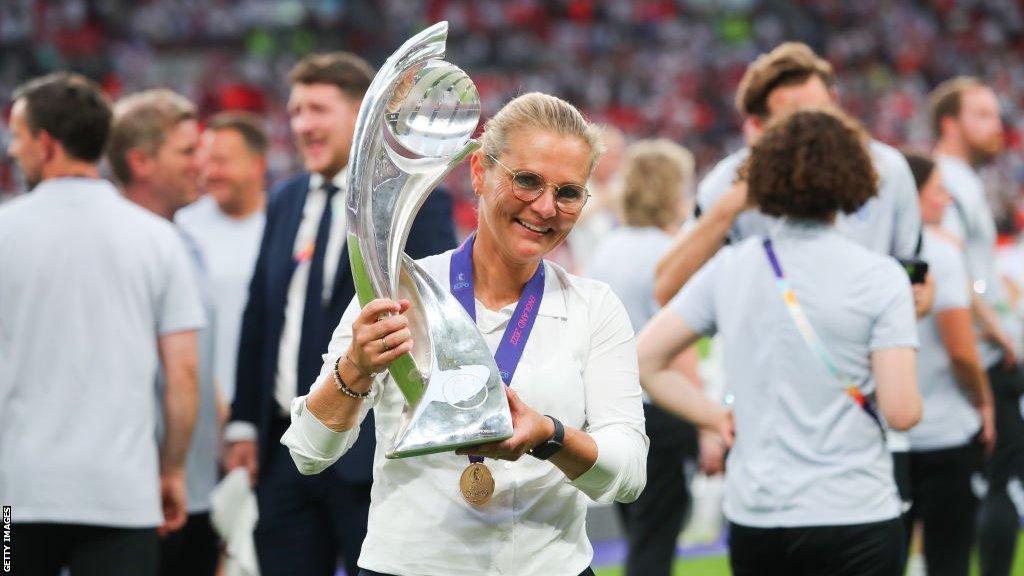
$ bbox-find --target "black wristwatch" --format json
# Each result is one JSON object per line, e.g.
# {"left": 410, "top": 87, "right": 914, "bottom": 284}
{"left": 529, "top": 416, "right": 565, "bottom": 460}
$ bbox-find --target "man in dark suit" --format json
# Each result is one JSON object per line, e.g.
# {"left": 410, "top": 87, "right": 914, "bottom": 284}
{"left": 223, "top": 52, "right": 456, "bottom": 576}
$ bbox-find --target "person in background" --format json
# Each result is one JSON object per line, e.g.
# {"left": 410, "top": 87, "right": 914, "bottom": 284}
{"left": 639, "top": 107, "right": 921, "bottom": 576}
{"left": 898, "top": 150, "right": 995, "bottom": 576}
{"left": 653, "top": 42, "right": 922, "bottom": 304}
{"left": 588, "top": 139, "right": 712, "bottom": 576}
{"left": 567, "top": 124, "right": 625, "bottom": 272}
{"left": 928, "top": 77, "right": 1024, "bottom": 576}
{"left": 108, "top": 88, "right": 219, "bottom": 576}
{"left": 223, "top": 52, "right": 457, "bottom": 576}
{"left": 1, "top": 73, "right": 204, "bottom": 576}
{"left": 177, "top": 111, "right": 268, "bottom": 407}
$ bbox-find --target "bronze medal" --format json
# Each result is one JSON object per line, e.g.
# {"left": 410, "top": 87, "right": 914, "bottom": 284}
{"left": 459, "top": 462, "right": 495, "bottom": 507}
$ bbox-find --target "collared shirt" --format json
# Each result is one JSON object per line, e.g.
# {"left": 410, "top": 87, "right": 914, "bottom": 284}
{"left": 275, "top": 170, "right": 349, "bottom": 415}
{"left": 282, "top": 250, "right": 648, "bottom": 576}
{"left": 910, "top": 230, "right": 980, "bottom": 451}
{"left": 176, "top": 195, "right": 266, "bottom": 403}
{"left": 695, "top": 140, "right": 922, "bottom": 259}
{"left": 938, "top": 154, "right": 1021, "bottom": 368}
{"left": 668, "top": 220, "right": 917, "bottom": 527}
{"left": 0, "top": 178, "right": 206, "bottom": 527}
{"left": 225, "top": 170, "right": 349, "bottom": 445}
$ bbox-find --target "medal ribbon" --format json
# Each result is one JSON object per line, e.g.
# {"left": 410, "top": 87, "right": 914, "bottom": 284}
{"left": 450, "top": 232, "right": 545, "bottom": 463}
{"left": 762, "top": 238, "right": 886, "bottom": 437}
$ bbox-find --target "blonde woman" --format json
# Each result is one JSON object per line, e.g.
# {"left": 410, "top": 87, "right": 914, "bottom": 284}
{"left": 587, "top": 139, "right": 719, "bottom": 576}
{"left": 281, "top": 93, "right": 648, "bottom": 576}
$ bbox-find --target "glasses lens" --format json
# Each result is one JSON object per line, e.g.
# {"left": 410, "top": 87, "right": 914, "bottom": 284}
{"left": 555, "top": 185, "right": 588, "bottom": 212}
{"left": 512, "top": 171, "right": 544, "bottom": 192}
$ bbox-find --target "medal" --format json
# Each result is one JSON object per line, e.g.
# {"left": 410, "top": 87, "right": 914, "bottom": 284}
{"left": 459, "top": 462, "right": 495, "bottom": 507}
{"left": 451, "top": 233, "right": 544, "bottom": 507}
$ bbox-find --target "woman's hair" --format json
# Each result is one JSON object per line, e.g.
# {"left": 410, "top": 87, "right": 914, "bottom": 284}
{"left": 745, "top": 107, "right": 877, "bottom": 221}
{"left": 900, "top": 150, "right": 936, "bottom": 193}
{"left": 618, "top": 139, "right": 695, "bottom": 228}
{"left": 479, "top": 92, "right": 605, "bottom": 174}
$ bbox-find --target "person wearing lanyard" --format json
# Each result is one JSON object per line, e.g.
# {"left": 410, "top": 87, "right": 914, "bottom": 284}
{"left": 281, "top": 92, "right": 649, "bottom": 576}
{"left": 899, "top": 150, "right": 995, "bottom": 576}
{"left": 638, "top": 107, "right": 921, "bottom": 576}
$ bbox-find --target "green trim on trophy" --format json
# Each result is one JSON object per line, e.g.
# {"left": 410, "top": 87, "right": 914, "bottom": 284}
{"left": 347, "top": 235, "right": 424, "bottom": 406}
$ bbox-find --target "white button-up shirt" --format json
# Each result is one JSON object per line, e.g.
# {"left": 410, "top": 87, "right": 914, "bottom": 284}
{"left": 225, "top": 170, "right": 349, "bottom": 444}
{"left": 282, "top": 250, "right": 648, "bottom": 576}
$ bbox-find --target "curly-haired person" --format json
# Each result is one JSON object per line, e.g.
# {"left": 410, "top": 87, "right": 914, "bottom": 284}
{"left": 638, "top": 107, "right": 921, "bottom": 576}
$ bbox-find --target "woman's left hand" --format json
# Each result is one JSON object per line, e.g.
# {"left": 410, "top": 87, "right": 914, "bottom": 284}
{"left": 456, "top": 388, "right": 553, "bottom": 461}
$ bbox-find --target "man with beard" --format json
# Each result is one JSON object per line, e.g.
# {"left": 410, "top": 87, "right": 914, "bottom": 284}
{"left": 930, "top": 77, "right": 1022, "bottom": 576}
{"left": 224, "top": 52, "right": 457, "bottom": 576}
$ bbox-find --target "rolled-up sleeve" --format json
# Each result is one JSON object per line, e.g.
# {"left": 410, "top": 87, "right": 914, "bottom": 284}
{"left": 281, "top": 296, "right": 380, "bottom": 475}
{"left": 569, "top": 287, "right": 648, "bottom": 504}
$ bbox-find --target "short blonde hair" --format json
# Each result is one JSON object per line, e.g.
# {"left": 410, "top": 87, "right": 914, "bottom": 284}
{"left": 618, "top": 139, "right": 694, "bottom": 228}
{"left": 479, "top": 92, "right": 605, "bottom": 174}
{"left": 107, "top": 89, "right": 196, "bottom": 186}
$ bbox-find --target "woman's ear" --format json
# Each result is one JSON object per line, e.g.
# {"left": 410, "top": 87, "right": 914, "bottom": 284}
{"left": 469, "top": 151, "right": 486, "bottom": 197}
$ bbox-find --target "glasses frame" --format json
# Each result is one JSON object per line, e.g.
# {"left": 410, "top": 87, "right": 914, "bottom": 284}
{"left": 486, "top": 154, "right": 591, "bottom": 215}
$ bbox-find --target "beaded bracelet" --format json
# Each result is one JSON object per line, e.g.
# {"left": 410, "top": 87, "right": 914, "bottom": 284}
{"left": 333, "top": 355, "right": 372, "bottom": 399}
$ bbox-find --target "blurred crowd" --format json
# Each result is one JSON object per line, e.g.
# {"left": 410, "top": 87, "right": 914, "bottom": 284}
{"left": 2, "top": 0, "right": 1024, "bottom": 229}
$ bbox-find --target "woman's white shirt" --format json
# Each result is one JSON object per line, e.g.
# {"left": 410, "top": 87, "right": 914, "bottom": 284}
{"left": 668, "top": 220, "right": 918, "bottom": 528}
{"left": 282, "top": 250, "right": 648, "bottom": 576}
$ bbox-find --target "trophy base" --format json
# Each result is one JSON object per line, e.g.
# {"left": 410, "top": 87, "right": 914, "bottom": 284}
{"left": 385, "top": 400, "right": 514, "bottom": 459}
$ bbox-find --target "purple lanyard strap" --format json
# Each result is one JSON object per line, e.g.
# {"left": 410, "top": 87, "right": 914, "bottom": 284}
{"left": 450, "top": 232, "right": 546, "bottom": 463}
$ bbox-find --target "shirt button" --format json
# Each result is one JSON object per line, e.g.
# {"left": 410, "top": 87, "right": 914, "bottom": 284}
{"left": 504, "top": 462, "right": 512, "bottom": 470}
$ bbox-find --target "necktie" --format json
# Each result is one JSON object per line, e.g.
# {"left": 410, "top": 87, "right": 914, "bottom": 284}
{"left": 297, "top": 183, "right": 339, "bottom": 393}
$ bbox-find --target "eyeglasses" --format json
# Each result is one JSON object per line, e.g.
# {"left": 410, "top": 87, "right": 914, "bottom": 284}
{"left": 487, "top": 154, "right": 590, "bottom": 215}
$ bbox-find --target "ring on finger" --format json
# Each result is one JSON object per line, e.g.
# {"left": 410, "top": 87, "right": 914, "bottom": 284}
{"left": 381, "top": 335, "right": 390, "bottom": 351}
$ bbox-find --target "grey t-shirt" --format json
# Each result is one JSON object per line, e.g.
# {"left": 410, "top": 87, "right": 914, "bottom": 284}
{"left": 938, "top": 154, "right": 1021, "bottom": 368}
{"left": 176, "top": 195, "right": 265, "bottom": 402}
{"left": 0, "top": 178, "right": 206, "bottom": 527}
{"left": 668, "top": 220, "right": 917, "bottom": 527}
{"left": 587, "top": 226, "right": 672, "bottom": 333}
{"left": 163, "top": 230, "right": 218, "bottom": 514}
{"left": 696, "top": 140, "right": 922, "bottom": 259}
{"left": 909, "top": 231, "right": 980, "bottom": 451}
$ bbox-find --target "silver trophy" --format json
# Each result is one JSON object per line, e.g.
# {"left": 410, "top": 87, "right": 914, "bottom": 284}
{"left": 346, "top": 22, "right": 513, "bottom": 459}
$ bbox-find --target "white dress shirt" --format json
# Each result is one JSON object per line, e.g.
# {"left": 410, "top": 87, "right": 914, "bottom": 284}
{"left": 282, "top": 250, "right": 648, "bottom": 576}
{"left": 225, "top": 170, "right": 348, "bottom": 444}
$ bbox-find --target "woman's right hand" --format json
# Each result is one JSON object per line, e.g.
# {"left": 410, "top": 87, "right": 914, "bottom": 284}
{"left": 348, "top": 298, "right": 414, "bottom": 376}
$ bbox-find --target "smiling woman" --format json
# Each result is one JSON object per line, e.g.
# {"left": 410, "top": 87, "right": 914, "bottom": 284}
{"left": 281, "top": 92, "right": 649, "bottom": 576}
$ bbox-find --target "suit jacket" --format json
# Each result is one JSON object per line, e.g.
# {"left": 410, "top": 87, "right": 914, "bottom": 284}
{"left": 232, "top": 173, "right": 457, "bottom": 484}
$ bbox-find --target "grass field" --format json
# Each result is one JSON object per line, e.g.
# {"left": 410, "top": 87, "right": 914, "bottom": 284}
{"left": 593, "top": 536, "right": 1024, "bottom": 576}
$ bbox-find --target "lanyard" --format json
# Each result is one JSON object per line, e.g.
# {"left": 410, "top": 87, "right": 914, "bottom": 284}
{"left": 450, "top": 232, "right": 546, "bottom": 462}
{"left": 762, "top": 238, "right": 886, "bottom": 437}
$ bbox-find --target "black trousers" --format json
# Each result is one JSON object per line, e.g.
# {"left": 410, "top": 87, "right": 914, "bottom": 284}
{"left": 256, "top": 417, "right": 371, "bottom": 576}
{"left": 615, "top": 403, "right": 697, "bottom": 576}
{"left": 900, "top": 442, "right": 983, "bottom": 576}
{"left": 979, "top": 364, "right": 1024, "bottom": 576}
{"left": 728, "top": 518, "right": 904, "bottom": 576}
{"left": 158, "top": 511, "right": 219, "bottom": 576}
{"left": 11, "top": 522, "right": 159, "bottom": 576}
